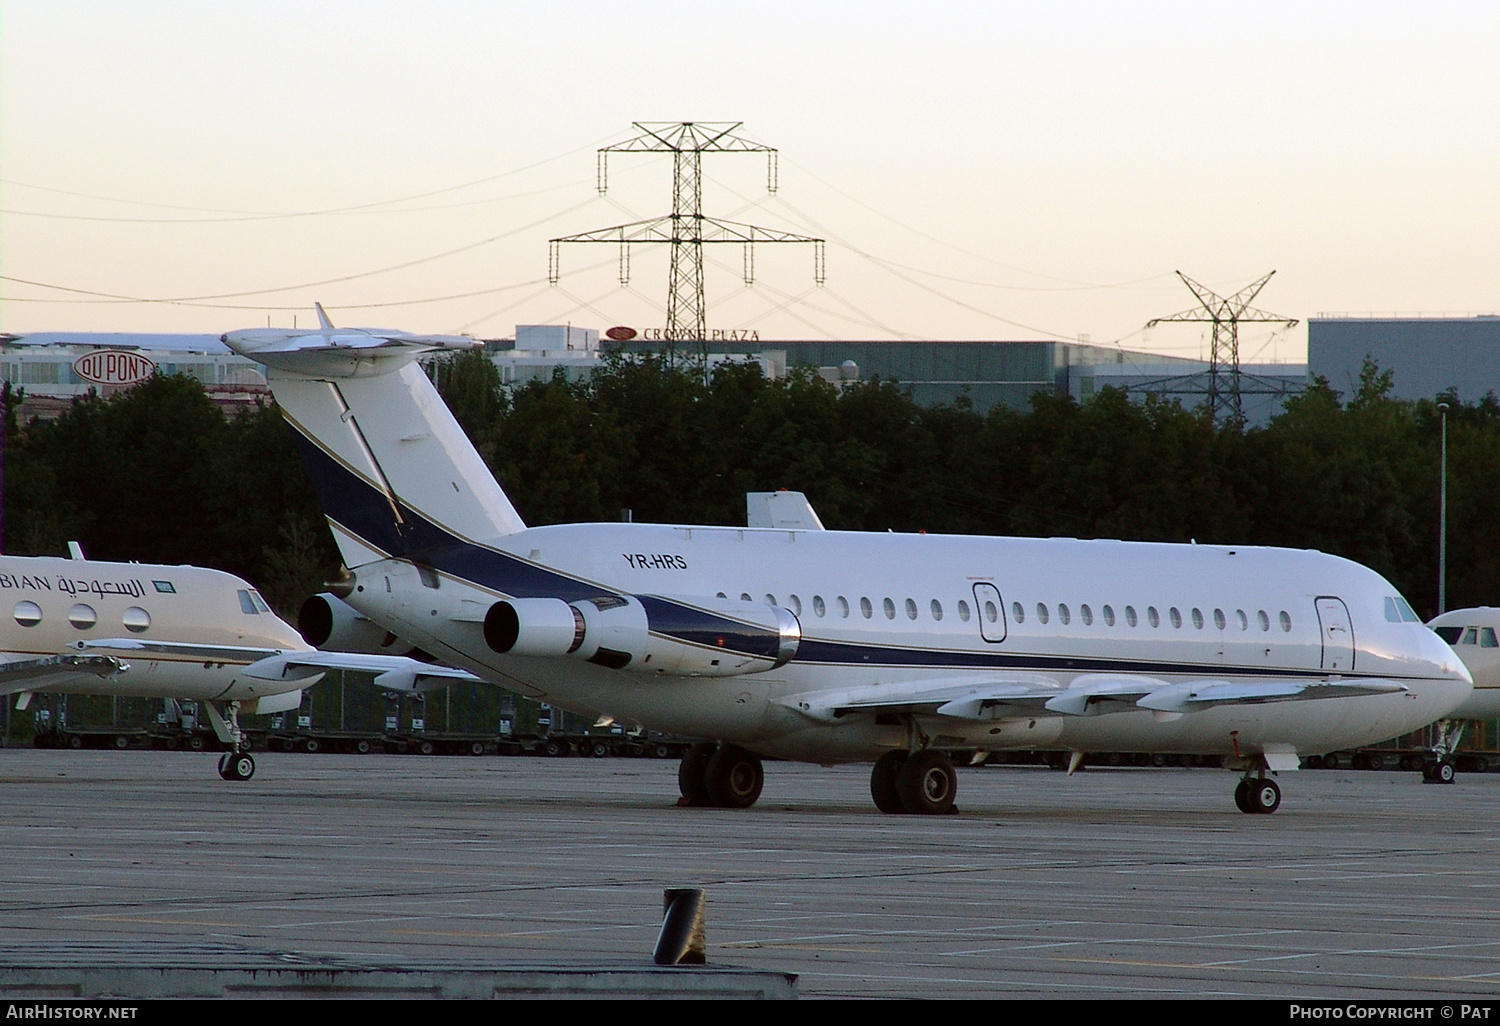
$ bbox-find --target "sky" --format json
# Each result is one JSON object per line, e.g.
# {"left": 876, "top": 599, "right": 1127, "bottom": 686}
{"left": 3, "top": 1, "right": 1498, "bottom": 363}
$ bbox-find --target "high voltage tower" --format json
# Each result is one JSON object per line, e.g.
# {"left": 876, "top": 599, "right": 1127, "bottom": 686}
{"left": 548, "top": 122, "right": 825, "bottom": 355}
{"left": 1146, "top": 270, "right": 1299, "bottom": 426}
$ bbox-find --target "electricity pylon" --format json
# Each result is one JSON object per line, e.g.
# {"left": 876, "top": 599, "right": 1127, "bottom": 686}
{"left": 1146, "top": 270, "right": 1298, "bottom": 425}
{"left": 549, "top": 122, "right": 825, "bottom": 355}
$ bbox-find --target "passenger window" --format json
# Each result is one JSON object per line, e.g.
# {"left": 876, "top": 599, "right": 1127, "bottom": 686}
{"left": 985, "top": 600, "right": 1000, "bottom": 624}
{"left": 740, "top": 592, "right": 752, "bottom": 602}
{"left": 1080, "top": 604, "right": 1093, "bottom": 626}
{"left": 1279, "top": 610, "right": 1293, "bottom": 632}
{"left": 813, "top": 595, "right": 826, "bottom": 618}
{"left": 860, "top": 597, "right": 873, "bottom": 619}
{"left": 789, "top": 595, "right": 802, "bottom": 616}
{"left": 1125, "top": 606, "right": 1138, "bottom": 627}
{"left": 1169, "top": 607, "right": 1182, "bottom": 629}
{"left": 1483, "top": 628, "right": 1499, "bottom": 648}
{"left": 883, "top": 598, "right": 896, "bottom": 620}
{"left": 122, "top": 607, "right": 151, "bottom": 633}
{"left": 1213, "top": 609, "right": 1226, "bottom": 630}
{"left": 1012, "top": 601, "right": 1025, "bottom": 624}
{"left": 716, "top": 592, "right": 727, "bottom": 600}
{"left": 765, "top": 594, "right": 777, "bottom": 606}
{"left": 1102, "top": 605, "right": 1115, "bottom": 626}
{"left": 957, "top": 599, "right": 970, "bottom": 622}
{"left": 1147, "top": 606, "right": 1160, "bottom": 628}
{"left": 1237, "top": 609, "right": 1248, "bottom": 631}
{"left": 837, "top": 596, "right": 850, "bottom": 618}
{"left": 1036, "top": 603, "right": 1050, "bottom": 624}
{"left": 69, "top": 604, "right": 97, "bottom": 630}
{"left": 14, "top": 600, "right": 42, "bottom": 628}
{"left": 930, "top": 599, "right": 943, "bottom": 621}
{"left": 1258, "top": 610, "right": 1271, "bottom": 632}
{"left": 905, "top": 598, "right": 918, "bottom": 621}
{"left": 1191, "top": 608, "right": 1204, "bottom": 630}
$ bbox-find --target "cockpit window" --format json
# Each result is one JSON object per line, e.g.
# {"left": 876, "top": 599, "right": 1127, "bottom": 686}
{"left": 1462, "top": 627, "right": 1479, "bottom": 646}
{"left": 1384, "top": 597, "right": 1402, "bottom": 623}
{"left": 1394, "top": 597, "right": 1421, "bottom": 623}
{"left": 1434, "top": 626, "right": 1462, "bottom": 644}
{"left": 248, "top": 590, "right": 271, "bottom": 613}
{"left": 1483, "top": 628, "right": 1499, "bottom": 649}
{"left": 237, "top": 589, "right": 259, "bottom": 615}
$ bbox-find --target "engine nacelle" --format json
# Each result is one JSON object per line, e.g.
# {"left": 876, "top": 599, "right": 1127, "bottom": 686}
{"left": 484, "top": 594, "right": 800, "bottom": 677}
{"left": 299, "top": 592, "right": 418, "bottom": 657}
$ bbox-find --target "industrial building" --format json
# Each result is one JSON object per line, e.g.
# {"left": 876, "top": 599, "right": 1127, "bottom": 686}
{"left": 4, "top": 326, "right": 1311, "bottom": 423}
{"left": 1309, "top": 315, "right": 1500, "bottom": 404}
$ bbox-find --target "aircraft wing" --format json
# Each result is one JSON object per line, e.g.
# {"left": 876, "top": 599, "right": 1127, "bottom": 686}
{"left": 77, "top": 639, "right": 481, "bottom": 691}
{"left": 780, "top": 673, "right": 1408, "bottom": 723}
{"left": 242, "top": 650, "right": 482, "bottom": 694}
{"left": 0, "top": 653, "right": 125, "bottom": 695}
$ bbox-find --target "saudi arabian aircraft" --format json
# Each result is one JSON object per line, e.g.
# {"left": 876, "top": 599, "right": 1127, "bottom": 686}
{"left": 0, "top": 549, "right": 477, "bottom": 779}
{"left": 223, "top": 307, "right": 1472, "bottom": 815}
{"left": 1422, "top": 607, "right": 1500, "bottom": 782}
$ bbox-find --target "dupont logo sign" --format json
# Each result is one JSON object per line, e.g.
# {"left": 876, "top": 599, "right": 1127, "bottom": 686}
{"left": 72, "top": 350, "right": 157, "bottom": 386}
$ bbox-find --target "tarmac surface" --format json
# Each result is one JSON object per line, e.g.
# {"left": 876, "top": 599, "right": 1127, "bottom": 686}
{"left": 1, "top": 747, "right": 1499, "bottom": 999}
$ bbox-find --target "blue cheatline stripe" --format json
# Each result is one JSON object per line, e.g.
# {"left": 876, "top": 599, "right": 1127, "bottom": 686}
{"left": 637, "top": 596, "right": 785, "bottom": 661}
{"left": 290, "top": 426, "right": 1443, "bottom": 682}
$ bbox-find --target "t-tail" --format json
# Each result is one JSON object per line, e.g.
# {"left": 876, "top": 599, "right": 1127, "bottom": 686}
{"left": 222, "top": 310, "right": 525, "bottom": 571}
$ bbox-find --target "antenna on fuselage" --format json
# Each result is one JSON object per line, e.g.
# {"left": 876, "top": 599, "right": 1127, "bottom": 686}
{"left": 314, "top": 303, "right": 335, "bottom": 330}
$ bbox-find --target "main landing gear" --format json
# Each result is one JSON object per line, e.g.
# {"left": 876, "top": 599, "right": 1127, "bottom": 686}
{"left": 870, "top": 749, "right": 958, "bottom": 815}
{"left": 205, "top": 700, "right": 256, "bottom": 781}
{"left": 677, "top": 742, "right": 764, "bottom": 809}
{"left": 1233, "top": 773, "right": 1281, "bottom": 814}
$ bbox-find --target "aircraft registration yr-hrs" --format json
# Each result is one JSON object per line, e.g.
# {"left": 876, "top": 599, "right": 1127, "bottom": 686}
{"left": 223, "top": 307, "right": 1472, "bottom": 815}
{"left": 0, "top": 548, "right": 475, "bottom": 780}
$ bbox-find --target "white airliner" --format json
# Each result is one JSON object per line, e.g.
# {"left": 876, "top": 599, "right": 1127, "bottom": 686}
{"left": 0, "top": 550, "right": 476, "bottom": 779}
{"left": 1421, "top": 607, "right": 1500, "bottom": 782}
{"left": 223, "top": 308, "right": 1472, "bottom": 815}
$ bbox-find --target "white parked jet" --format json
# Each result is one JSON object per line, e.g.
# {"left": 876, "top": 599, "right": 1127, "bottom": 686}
{"left": 1420, "top": 607, "right": 1500, "bottom": 782}
{"left": 0, "top": 550, "right": 475, "bottom": 779}
{"left": 224, "top": 310, "right": 1472, "bottom": 815}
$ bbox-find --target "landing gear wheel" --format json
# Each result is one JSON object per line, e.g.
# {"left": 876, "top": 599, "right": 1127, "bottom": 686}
{"left": 677, "top": 742, "right": 716, "bottom": 807}
{"left": 871, "top": 751, "right": 909, "bottom": 814}
{"left": 1423, "top": 759, "right": 1457, "bottom": 784}
{"left": 1238, "top": 778, "right": 1281, "bottom": 814}
{"left": 704, "top": 745, "right": 764, "bottom": 809}
{"left": 218, "top": 753, "right": 255, "bottom": 781}
{"left": 895, "top": 749, "right": 958, "bottom": 815}
{"left": 1234, "top": 779, "right": 1253, "bottom": 813}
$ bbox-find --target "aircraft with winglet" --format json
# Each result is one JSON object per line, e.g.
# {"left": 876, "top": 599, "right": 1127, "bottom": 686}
{"left": 0, "top": 546, "right": 478, "bottom": 779}
{"left": 222, "top": 307, "right": 1472, "bottom": 814}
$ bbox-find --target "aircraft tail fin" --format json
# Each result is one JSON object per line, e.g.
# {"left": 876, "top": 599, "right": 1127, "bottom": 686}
{"left": 222, "top": 316, "right": 525, "bottom": 569}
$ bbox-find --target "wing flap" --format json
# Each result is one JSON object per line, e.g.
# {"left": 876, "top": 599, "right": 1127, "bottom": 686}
{"left": 0, "top": 653, "right": 125, "bottom": 695}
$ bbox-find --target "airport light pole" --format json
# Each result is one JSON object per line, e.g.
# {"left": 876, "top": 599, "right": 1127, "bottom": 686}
{"left": 1438, "top": 401, "right": 1450, "bottom": 615}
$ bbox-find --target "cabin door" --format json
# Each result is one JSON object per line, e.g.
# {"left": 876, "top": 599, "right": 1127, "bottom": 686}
{"left": 1315, "top": 596, "right": 1356, "bottom": 671}
{"left": 972, "top": 583, "right": 1008, "bottom": 643}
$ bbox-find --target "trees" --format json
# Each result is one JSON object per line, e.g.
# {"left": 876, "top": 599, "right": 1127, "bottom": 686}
{"left": 6, "top": 355, "right": 1495, "bottom": 619}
